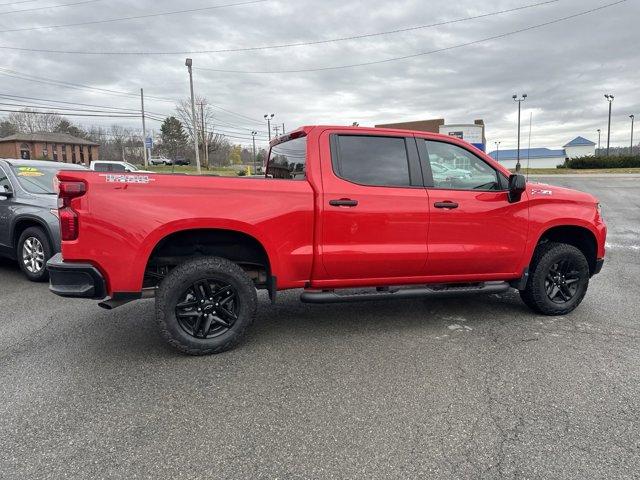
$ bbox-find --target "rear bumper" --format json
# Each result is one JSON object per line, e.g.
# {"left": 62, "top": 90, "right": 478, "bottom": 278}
{"left": 46, "top": 253, "right": 106, "bottom": 299}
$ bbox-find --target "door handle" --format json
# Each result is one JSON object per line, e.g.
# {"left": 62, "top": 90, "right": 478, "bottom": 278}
{"left": 434, "top": 201, "right": 458, "bottom": 209}
{"left": 329, "top": 198, "right": 358, "bottom": 207}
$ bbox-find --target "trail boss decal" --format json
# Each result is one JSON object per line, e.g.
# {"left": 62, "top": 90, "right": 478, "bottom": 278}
{"left": 100, "top": 174, "right": 154, "bottom": 184}
{"left": 531, "top": 188, "right": 553, "bottom": 196}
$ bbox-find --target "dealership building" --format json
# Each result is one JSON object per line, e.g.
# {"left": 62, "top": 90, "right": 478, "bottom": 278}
{"left": 376, "top": 118, "right": 486, "bottom": 152}
{"left": 488, "top": 136, "right": 596, "bottom": 169}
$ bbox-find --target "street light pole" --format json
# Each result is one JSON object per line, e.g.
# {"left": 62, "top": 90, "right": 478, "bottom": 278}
{"left": 630, "top": 115, "right": 635, "bottom": 155}
{"left": 513, "top": 94, "right": 527, "bottom": 172}
{"left": 251, "top": 131, "right": 257, "bottom": 174}
{"left": 604, "top": 94, "right": 614, "bottom": 157}
{"left": 597, "top": 129, "right": 601, "bottom": 154}
{"left": 495, "top": 141, "right": 500, "bottom": 162}
{"left": 185, "top": 58, "right": 201, "bottom": 174}
{"left": 264, "top": 113, "right": 274, "bottom": 140}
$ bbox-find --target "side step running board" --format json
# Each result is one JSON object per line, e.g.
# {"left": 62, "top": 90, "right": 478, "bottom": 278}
{"left": 300, "top": 281, "right": 510, "bottom": 304}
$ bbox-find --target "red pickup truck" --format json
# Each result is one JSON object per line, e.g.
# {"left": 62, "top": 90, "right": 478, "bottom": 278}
{"left": 47, "top": 126, "right": 606, "bottom": 355}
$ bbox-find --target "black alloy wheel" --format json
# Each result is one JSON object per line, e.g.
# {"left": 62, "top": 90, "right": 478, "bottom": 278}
{"left": 175, "top": 279, "right": 239, "bottom": 339}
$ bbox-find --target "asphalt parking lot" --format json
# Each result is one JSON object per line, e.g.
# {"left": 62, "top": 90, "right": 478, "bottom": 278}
{"left": 1, "top": 176, "right": 638, "bottom": 480}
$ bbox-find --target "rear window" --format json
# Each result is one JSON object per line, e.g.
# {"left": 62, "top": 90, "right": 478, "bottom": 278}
{"left": 9, "top": 165, "right": 65, "bottom": 194}
{"left": 267, "top": 136, "right": 307, "bottom": 180}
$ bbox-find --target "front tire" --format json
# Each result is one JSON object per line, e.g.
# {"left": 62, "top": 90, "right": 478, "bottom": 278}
{"left": 155, "top": 256, "right": 257, "bottom": 355}
{"left": 520, "top": 242, "right": 590, "bottom": 315}
{"left": 17, "top": 226, "right": 52, "bottom": 282}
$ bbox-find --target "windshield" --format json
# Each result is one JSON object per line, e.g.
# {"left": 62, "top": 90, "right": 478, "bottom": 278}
{"left": 10, "top": 165, "right": 64, "bottom": 194}
{"left": 124, "top": 162, "right": 138, "bottom": 171}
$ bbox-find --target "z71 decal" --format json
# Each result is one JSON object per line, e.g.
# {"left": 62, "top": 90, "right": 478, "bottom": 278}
{"left": 100, "top": 174, "right": 154, "bottom": 184}
{"left": 531, "top": 188, "right": 553, "bottom": 196}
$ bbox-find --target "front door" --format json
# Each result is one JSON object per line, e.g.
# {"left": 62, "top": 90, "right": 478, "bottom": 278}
{"left": 418, "top": 138, "right": 528, "bottom": 277}
{"left": 319, "top": 131, "right": 429, "bottom": 281}
{"left": 0, "top": 166, "right": 15, "bottom": 251}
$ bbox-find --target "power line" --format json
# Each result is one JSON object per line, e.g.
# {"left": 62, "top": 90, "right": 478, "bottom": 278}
{"left": 0, "top": 93, "right": 143, "bottom": 112}
{"left": 0, "top": 70, "right": 266, "bottom": 126}
{"left": 0, "top": 108, "right": 139, "bottom": 118}
{"left": 0, "top": 0, "right": 41, "bottom": 7}
{"left": 0, "top": 0, "right": 267, "bottom": 34}
{"left": 193, "top": 0, "right": 627, "bottom": 74}
{"left": 0, "top": 101, "right": 143, "bottom": 115}
{"left": 0, "top": 0, "right": 559, "bottom": 54}
{"left": 0, "top": 0, "right": 102, "bottom": 15}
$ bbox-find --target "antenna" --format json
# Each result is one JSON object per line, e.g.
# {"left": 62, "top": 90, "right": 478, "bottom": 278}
{"left": 526, "top": 111, "right": 533, "bottom": 181}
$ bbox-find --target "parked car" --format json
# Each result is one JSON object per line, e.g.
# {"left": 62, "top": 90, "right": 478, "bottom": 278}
{"left": 89, "top": 160, "right": 152, "bottom": 173}
{"left": 430, "top": 162, "right": 471, "bottom": 181}
{"left": 173, "top": 157, "right": 190, "bottom": 166}
{"left": 150, "top": 157, "right": 172, "bottom": 166}
{"left": 48, "top": 126, "right": 606, "bottom": 355}
{"left": 0, "top": 159, "right": 87, "bottom": 281}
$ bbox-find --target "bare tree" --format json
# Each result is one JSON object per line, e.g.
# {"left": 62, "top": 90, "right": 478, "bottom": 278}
{"left": 176, "top": 96, "right": 217, "bottom": 168}
{"left": 6, "top": 109, "right": 63, "bottom": 133}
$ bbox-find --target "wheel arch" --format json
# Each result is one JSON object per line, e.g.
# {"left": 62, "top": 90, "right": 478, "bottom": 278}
{"left": 12, "top": 215, "right": 55, "bottom": 252}
{"left": 533, "top": 224, "right": 598, "bottom": 275}
{"left": 143, "top": 226, "right": 276, "bottom": 296}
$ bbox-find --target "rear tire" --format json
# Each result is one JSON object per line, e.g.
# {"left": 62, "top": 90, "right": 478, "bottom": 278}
{"left": 520, "top": 242, "right": 590, "bottom": 315}
{"left": 155, "top": 256, "right": 257, "bottom": 355}
{"left": 17, "top": 226, "right": 51, "bottom": 282}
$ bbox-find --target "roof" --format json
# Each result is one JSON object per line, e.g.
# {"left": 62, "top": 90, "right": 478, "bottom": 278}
{"left": 0, "top": 158, "right": 88, "bottom": 169}
{"left": 488, "top": 148, "right": 566, "bottom": 161}
{"left": 564, "top": 136, "right": 596, "bottom": 147}
{"left": 0, "top": 132, "right": 99, "bottom": 146}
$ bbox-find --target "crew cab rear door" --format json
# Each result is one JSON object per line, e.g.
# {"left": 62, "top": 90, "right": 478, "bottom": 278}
{"left": 417, "top": 138, "right": 528, "bottom": 277}
{"left": 318, "top": 130, "right": 429, "bottom": 281}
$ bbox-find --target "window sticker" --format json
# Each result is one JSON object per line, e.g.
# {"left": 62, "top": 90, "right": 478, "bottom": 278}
{"left": 17, "top": 167, "right": 44, "bottom": 177}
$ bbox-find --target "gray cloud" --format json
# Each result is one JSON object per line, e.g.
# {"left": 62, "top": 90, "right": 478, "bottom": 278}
{"left": 0, "top": 0, "right": 637, "bottom": 150}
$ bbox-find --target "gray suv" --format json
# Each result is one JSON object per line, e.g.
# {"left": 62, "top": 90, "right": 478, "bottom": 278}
{"left": 0, "top": 159, "right": 87, "bottom": 281}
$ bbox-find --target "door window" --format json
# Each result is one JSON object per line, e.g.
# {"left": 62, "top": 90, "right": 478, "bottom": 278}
{"left": 332, "top": 135, "right": 412, "bottom": 187}
{"left": 423, "top": 140, "right": 503, "bottom": 191}
{"left": 0, "top": 166, "right": 12, "bottom": 193}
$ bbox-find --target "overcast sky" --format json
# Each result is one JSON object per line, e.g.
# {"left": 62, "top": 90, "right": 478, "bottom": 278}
{"left": 0, "top": 0, "right": 638, "bottom": 150}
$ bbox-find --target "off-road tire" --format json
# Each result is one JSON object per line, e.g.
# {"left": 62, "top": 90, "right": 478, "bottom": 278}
{"left": 17, "top": 226, "right": 51, "bottom": 282}
{"left": 155, "top": 256, "right": 257, "bottom": 355}
{"left": 520, "top": 242, "right": 590, "bottom": 315}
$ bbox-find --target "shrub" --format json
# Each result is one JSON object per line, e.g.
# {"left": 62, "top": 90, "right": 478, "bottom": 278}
{"left": 237, "top": 170, "right": 247, "bottom": 176}
{"left": 565, "top": 155, "right": 640, "bottom": 169}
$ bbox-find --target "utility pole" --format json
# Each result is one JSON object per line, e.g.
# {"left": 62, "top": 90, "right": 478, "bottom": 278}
{"left": 251, "top": 131, "right": 257, "bottom": 174}
{"left": 513, "top": 94, "right": 527, "bottom": 172}
{"left": 185, "top": 58, "right": 201, "bottom": 174}
{"left": 273, "top": 125, "right": 280, "bottom": 138}
{"left": 282, "top": 123, "right": 285, "bottom": 134}
{"left": 597, "top": 129, "right": 601, "bottom": 153}
{"left": 630, "top": 115, "right": 635, "bottom": 155}
{"left": 264, "top": 113, "right": 274, "bottom": 140}
{"left": 140, "top": 88, "right": 148, "bottom": 167}
{"left": 494, "top": 141, "right": 500, "bottom": 162}
{"left": 198, "top": 101, "right": 208, "bottom": 169}
{"left": 604, "top": 94, "right": 614, "bottom": 157}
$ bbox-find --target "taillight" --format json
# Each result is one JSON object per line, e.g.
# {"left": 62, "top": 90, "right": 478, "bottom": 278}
{"left": 58, "top": 180, "right": 86, "bottom": 241}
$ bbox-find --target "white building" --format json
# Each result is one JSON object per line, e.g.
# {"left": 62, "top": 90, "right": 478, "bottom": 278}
{"left": 488, "top": 136, "right": 596, "bottom": 169}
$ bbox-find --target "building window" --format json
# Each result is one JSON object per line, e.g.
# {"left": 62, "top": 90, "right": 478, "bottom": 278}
{"left": 20, "top": 143, "right": 31, "bottom": 159}
{"left": 79, "top": 145, "right": 85, "bottom": 164}
{"left": 42, "top": 143, "right": 48, "bottom": 159}
{"left": 61, "top": 145, "right": 67, "bottom": 162}
{"left": 52, "top": 144, "right": 58, "bottom": 161}
{"left": 88, "top": 146, "right": 93, "bottom": 162}
{"left": 71, "top": 146, "right": 77, "bottom": 163}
